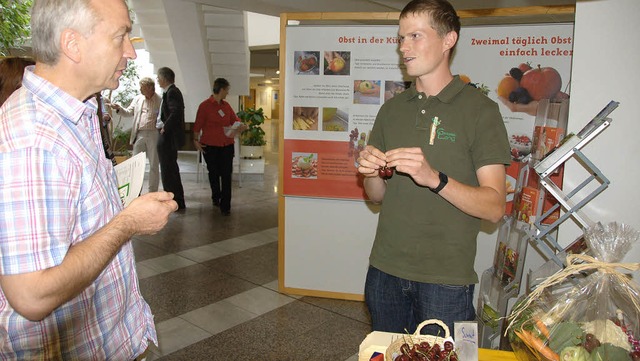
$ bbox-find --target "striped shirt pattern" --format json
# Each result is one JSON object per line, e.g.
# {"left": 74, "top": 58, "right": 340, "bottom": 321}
{"left": 0, "top": 67, "right": 156, "bottom": 360}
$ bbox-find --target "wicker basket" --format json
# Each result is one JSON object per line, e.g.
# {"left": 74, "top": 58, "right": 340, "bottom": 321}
{"left": 384, "top": 319, "right": 453, "bottom": 361}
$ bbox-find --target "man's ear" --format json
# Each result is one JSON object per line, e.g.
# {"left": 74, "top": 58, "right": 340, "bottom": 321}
{"left": 60, "top": 29, "right": 82, "bottom": 63}
{"left": 442, "top": 31, "right": 458, "bottom": 52}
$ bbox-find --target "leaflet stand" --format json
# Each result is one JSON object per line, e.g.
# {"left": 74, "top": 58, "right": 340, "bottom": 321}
{"left": 477, "top": 101, "right": 618, "bottom": 350}
{"left": 529, "top": 100, "right": 616, "bottom": 267}
{"left": 477, "top": 217, "right": 529, "bottom": 349}
{"left": 528, "top": 149, "right": 607, "bottom": 265}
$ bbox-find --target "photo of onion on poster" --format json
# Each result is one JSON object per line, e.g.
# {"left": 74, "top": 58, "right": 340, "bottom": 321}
{"left": 283, "top": 23, "right": 574, "bottom": 202}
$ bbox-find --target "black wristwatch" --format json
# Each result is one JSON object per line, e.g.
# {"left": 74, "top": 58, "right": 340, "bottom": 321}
{"left": 429, "top": 171, "right": 448, "bottom": 194}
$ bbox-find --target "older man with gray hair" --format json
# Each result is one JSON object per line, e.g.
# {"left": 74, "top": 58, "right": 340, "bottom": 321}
{"left": 111, "top": 77, "right": 162, "bottom": 192}
{"left": 0, "top": 0, "right": 177, "bottom": 359}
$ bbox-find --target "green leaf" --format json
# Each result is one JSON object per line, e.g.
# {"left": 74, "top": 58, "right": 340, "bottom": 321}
{"left": 303, "top": 153, "right": 314, "bottom": 162}
{"left": 548, "top": 322, "right": 584, "bottom": 353}
{"left": 110, "top": 62, "right": 140, "bottom": 107}
{"left": 237, "top": 107, "right": 266, "bottom": 146}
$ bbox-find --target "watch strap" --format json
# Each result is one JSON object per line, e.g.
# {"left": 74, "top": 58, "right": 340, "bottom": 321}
{"left": 430, "top": 171, "right": 448, "bottom": 194}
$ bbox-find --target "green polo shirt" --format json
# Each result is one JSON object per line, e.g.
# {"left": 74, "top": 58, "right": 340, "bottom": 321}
{"left": 368, "top": 76, "right": 511, "bottom": 285}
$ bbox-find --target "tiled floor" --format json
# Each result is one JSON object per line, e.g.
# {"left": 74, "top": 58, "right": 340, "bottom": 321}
{"left": 132, "top": 151, "right": 372, "bottom": 360}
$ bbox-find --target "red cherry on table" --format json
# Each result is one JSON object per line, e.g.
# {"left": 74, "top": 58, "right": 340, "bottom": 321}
{"left": 444, "top": 341, "right": 454, "bottom": 352}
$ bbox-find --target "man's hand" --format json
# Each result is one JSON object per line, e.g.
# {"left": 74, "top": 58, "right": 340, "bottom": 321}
{"left": 116, "top": 191, "right": 177, "bottom": 236}
{"left": 357, "top": 145, "right": 387, "bottom": 178}
{"left": 385, "top": 147, "right": 440, "bottom": 189}
{"left": 357, "top": 145, "right": 389, "bottom": 203}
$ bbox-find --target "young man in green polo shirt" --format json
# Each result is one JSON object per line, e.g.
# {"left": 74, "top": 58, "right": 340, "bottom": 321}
{"left": 356, "top": 0, "right": 511, "bottom": 336}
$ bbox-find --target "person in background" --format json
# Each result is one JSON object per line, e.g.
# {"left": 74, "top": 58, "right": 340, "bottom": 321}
{"left": 0, "top": 57, "right": 35, "bottom": 106}
{"left": 0, "top": 0, "right": 177, "bottom": 359}
{"left": 193, "top": 78, "right": 247, "bottom": 216}
{"left": 156, "top": 66, "right": 186, "bottom": 210}
{"left": 111, "top": 77, "right": 162, "bottom": 192}
{"left": 96, "top": 92, "right": 117, "bottom": 165}
{"left": 356, "top": 0, "right": 511, "bottom": 336}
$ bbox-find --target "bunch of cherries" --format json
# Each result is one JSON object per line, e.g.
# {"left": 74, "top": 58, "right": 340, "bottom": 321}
{"left": 394, "top": 340, "right": 457, "bottom": 361}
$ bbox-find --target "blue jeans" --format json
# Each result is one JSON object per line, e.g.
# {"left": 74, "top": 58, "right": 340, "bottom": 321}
{"left": 365, "top": 266, "right": 475, "bottom": 336}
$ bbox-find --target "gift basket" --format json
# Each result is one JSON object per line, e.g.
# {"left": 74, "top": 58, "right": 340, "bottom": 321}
{"left": 385, "top": 319, "right": 458, "bottom": 361}
{"left": 506, "top": 222, "right": 640, "bottom": 361}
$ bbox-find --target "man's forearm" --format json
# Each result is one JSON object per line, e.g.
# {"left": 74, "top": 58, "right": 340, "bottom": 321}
{"left": 437, "top": 178, "right": 505, "bottom": 223}
{"left": 0, "top": 213, "right": 135, "bottom": 321}
{"left": 364, "top": 176, "right": 386, "bottom": 204}
{"left": 437, "top": 165, "right": 507, "bottom": 223}
{"left": 116, "top": 98, "right": 136, "bottom": 116}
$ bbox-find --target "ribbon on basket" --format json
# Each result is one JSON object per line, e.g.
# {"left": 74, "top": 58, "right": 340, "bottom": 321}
{"left": 506, "top": 253, "right": 640, "bottom": 335}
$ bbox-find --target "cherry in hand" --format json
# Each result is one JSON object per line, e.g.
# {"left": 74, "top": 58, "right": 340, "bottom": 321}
{"left": 378, "top": 165, "right": 394, "bottom": 179}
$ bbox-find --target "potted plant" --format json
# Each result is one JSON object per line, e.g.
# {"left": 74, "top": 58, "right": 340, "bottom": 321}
{"left": 237, "top": 107, "right": 267, "bottom": 159}
{"left": 111, "top": 127, "right": 131, "bottom": 163}
{"left": 105, "top": 62, "right": 139, "bottom": 162}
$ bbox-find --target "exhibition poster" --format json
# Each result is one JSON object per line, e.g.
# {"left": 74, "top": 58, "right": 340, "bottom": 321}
{"left": 283, "top": 23, "right": 573, "bottom": 202}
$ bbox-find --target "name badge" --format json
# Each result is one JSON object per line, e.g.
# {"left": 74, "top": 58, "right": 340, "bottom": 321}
{"left": 218, "top": 109, "right": 226, "bottom": 117}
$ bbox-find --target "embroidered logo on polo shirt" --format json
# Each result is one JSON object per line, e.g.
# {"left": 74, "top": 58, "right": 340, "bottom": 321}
{"left": 428, "top": 116, "right": 456, "bottom": 144}
{"left": 437, "top": 128, "right": 456, "bottom": 142}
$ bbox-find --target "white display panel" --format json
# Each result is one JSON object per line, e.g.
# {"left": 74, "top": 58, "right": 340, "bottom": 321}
{"left": 283, "top": 197, "right": 379, "bottom": 295}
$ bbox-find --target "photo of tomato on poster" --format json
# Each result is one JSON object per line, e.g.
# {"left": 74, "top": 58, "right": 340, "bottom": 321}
{"left": 294, "top": 51, "right": 320, "bottom": 75}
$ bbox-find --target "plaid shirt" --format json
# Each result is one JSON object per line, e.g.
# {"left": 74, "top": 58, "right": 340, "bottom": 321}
{"left": 0, "top": 67, "right": 157, "bottom": 360}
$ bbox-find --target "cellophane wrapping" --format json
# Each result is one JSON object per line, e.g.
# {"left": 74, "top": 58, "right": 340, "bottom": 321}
{"left": 506, "top": 222, "right": 640, "bottom": 361}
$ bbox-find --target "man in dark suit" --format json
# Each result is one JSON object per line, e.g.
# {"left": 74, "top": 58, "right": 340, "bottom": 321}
{"left": 156, "top": 67, "right": 186, "bottom": 209}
